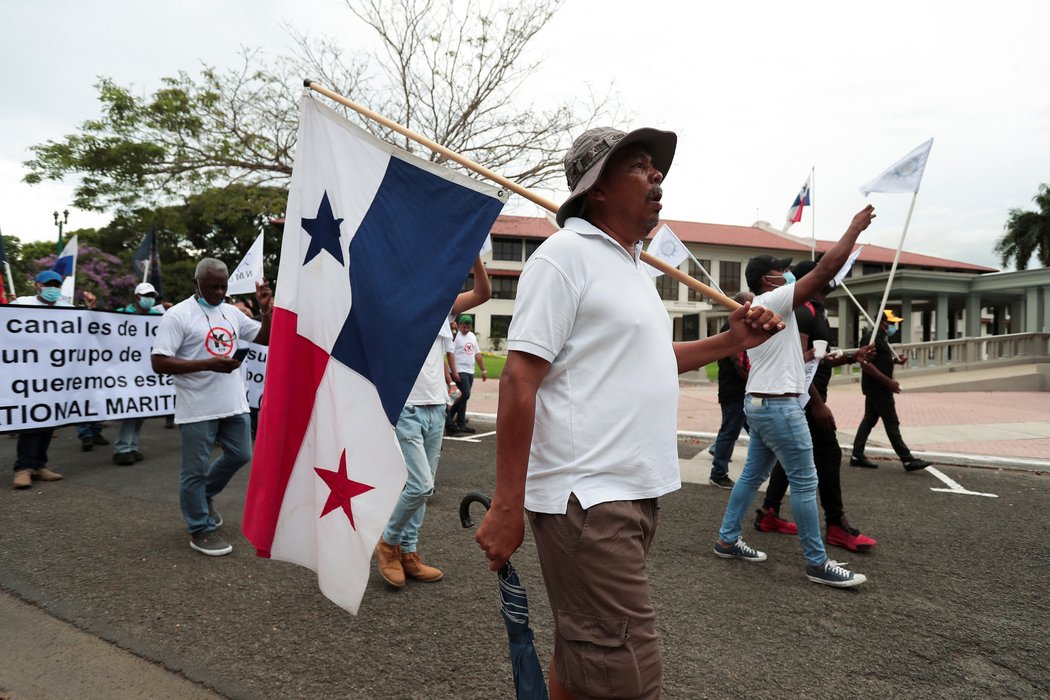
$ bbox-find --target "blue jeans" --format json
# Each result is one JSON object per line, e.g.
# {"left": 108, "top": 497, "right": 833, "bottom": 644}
{"left": 76, "top": 422, "right": 102, "bottom": 440}
{"left": 383, "top": 404, "right": 445, "bottom": 553}
{"left": 710, "top": 402, "right": 746, "bottom": 480}
{"left": 178, "top": 413, "right": 252, "bottom": 534}
{"left": 717, "top": 395, "right": 827, "bottom": 567}
{"left": 114, "top": 418, "right": 145, "bottom": 454}
{"left": 14, "top": 429, "right": 53, "bottom": 471}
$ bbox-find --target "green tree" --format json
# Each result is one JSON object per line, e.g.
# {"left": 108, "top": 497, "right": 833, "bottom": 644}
{"left": 994, "top": 184, "right": 1050, "bottom": 270}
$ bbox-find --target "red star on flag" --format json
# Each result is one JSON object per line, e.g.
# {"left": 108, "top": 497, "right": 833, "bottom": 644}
{"left": 314, "top": 449, "right": 374, "bottom": 529}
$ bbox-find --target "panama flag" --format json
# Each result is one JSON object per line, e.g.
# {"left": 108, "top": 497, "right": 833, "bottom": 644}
{"left": 783, "top": 176, "right": 811, "bottom": 231}
{"left": 53, "top": 235, "right": 78, "bottom": 305}
{"left": 242, "top": 95, "right": 505, "bottom": 613}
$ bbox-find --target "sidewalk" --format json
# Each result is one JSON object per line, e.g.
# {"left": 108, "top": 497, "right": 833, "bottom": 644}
{"left": 466, "top": 373, "right": 1050, "bottom": 470}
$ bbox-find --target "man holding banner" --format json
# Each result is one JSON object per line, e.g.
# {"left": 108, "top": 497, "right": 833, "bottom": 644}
{"left": 151, "top": 259, "right": 272, "bottom": 556}
{"left": 11, "top": 271, "right": 71, "bottom": 489}
{"left": 112, "top": 283, "right": 165, "bottom": 466}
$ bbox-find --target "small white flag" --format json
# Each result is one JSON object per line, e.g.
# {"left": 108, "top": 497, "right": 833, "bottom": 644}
{"left": 227, "top": 232, "right": 264, "bottom": 296}
{"left": 832, "top": 246, "right": 864, "bottom": 288}
{"left": 859, "top": 138, "right": 934, "bottom": 196}
{"left": 479, "top": 234, "right": 492, "bottom": 257}
{"left": 645, "top": 224, "right": 689, "bottom": 278}
{"left": 54, "top": 235, "right": 78, "bottom": 305}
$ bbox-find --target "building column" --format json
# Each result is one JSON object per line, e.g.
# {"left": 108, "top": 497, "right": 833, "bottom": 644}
{"left": 966, "top": 294, "right": 982, "bottom": 338}
{"left": 837, "top": 297, "right": 852, "bottom": 348}
{"left": 936, "top": 293, "right": 949, "bottom": 340}
{"left": 1026, "top": 287, "right": 1039, "bottom": 333}
{"left": 1042, "top": 287, "right": 1050, "bottom": 334}
{"left": 900, "top": 296, "right": 914, "bottom": 343}
{"left": 1010, "top": 298, "right": 1024, "bottom": 334}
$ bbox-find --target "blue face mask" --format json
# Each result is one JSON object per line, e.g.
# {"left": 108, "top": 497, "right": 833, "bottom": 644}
{"left": 39, "top": 286, "right": 62, "bottom": 303}
{"left": 138, "top": 296, "right": 156, "bottom": 310}
{"left": 783, "top": 271, "right": 796, "bottom": 285}
{"left": 887, "top": 323, "right": 899, "bottom": 336}
{"left": 196, "top": 283, "right": 220, "bottom": 308}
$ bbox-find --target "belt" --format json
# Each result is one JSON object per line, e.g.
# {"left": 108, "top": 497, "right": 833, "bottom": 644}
{"left": 750, "top": 393, "right": 800, "bottom": 399}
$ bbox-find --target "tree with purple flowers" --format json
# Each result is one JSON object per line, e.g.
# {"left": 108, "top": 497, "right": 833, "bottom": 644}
{"left": 32, "top": 243, "right": 137, "bottom": 309}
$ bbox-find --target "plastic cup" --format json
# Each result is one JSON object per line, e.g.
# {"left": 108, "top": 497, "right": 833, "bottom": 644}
{"left": 813, "top": 340, "right": 828, "bottom": 358}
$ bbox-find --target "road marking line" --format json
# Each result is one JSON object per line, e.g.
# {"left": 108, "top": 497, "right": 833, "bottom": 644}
{"left": 926, "top": 466, "right": 998, "bottom": 498}
{"left": 444, "top": 430, "right": 496, "bottom": 444}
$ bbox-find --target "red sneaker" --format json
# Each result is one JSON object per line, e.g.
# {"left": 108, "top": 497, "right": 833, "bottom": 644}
{"left": 753, "top": 508, "right": 799, "bottom": 535}
{"left": 827, "top": 521, "right": 877, "bottom": 552}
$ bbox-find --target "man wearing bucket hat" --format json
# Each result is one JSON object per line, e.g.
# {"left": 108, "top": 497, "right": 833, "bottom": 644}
{"left": 851, "top": 310, "right": 933, "bottom": 471}
{"left": 711, "top": 205, "right": 876, "bottom": 589}
{"left": 476, "top": 126, "right": 784, "bottom": 699}
{"left": 10, "top": 271, "right": 73, "bottom": 489}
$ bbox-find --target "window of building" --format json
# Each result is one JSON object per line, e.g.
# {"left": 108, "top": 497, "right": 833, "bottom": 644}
{"left": 492, "top": 237, "right": 523, "bottom": 262}
{"left": 490, "top": 276, "right": 518, "bottom": 299}
{"left": 688, "top": 259, "right": 713, "bottom": 302}
{"left": 655, "top": 274, "right": 678, "bottom": 301}
{"left": 719, "top": 261, "right": 741, "bottom": 295}
{"left": 524, "top": 240, "right": 542, "bottom": 260}
{"left": 490, "top": 314, "right": 512, "bottom": 340}
{"left": 460, "top": 275, "right": 475, "bottom": 293}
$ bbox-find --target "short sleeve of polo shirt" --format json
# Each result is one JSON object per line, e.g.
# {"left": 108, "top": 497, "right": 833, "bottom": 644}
{"left": 506, "top": 256, "right": 580, "bottom": 363}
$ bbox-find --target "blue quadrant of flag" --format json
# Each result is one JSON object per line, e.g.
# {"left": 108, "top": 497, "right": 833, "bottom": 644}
{"left": 329, "top": 156, "right": 504, "bottom": 425}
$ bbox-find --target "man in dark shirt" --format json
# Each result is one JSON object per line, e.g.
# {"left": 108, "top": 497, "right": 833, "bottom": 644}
{"left": 757, "top": 260, "right": 877, "bottom": 551}
{"left": 851, "top": 310, "right": 933, "bottom": 471}
{"left": 708, "top": 291, "right": 754, "bottom": 489}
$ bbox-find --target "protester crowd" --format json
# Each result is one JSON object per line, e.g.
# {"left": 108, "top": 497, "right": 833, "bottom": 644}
{"left": 6, "top": 122, "right": 943, "bottom": 700}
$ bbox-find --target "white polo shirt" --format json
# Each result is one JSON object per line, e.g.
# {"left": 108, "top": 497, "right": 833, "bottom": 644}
{"left": 745, "top": 283, "right": 804, "bottom": 394}
{"left": 508, "top": 217, "right": 681, "bottom": 514}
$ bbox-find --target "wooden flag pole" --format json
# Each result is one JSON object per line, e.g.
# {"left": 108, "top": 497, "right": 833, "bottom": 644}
{"left": 303, "top": 80, "right": 741, "bottom": 311}
{"left": 866, "top": 191, "right": 918, "bottom": 347}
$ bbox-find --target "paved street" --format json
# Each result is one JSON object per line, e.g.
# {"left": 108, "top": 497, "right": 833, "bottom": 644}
{"left": 1, "top": 408, "right": 1048, "bottom": 699}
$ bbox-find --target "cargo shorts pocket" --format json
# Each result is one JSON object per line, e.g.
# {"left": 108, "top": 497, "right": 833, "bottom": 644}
{"left": 556, "top": 612, "right": 641, "bottom": 698}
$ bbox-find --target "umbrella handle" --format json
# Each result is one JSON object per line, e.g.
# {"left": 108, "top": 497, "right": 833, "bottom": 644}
{"left": 459, "top": 491, "right": 492, "bottom": 528}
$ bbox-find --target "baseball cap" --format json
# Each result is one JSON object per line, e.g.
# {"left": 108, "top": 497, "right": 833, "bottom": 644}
{"left": 744, "top": 255, "right": 793, "bottom": 293}
{"left": 884, "top": 309, "right": 903, "bottom": 322}
{"left": 35, "top": 270, "right": 63, "bottom": 285}
{"left": 135, "top": 282, "right": 157, "bottom": 296}
{"left": 457, "top": 314, "right": 473, "bottom": 324}
{"left": 556, "top": 126, "right": 677, "bottom": 226}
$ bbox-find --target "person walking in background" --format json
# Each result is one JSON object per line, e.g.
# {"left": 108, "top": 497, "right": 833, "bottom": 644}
{"left": 447, "top": 314, "right": 486, "bottom": 435}
{"left": 708, "top": 291, "right": 755, "bottom": 489}
{"left": 113, "top": 282, "right": 165, "bottom": 466}
{"left": 851, "top": 310, "right": 933, "bottom": 472}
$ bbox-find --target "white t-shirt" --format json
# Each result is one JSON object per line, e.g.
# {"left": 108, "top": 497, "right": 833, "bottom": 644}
{"left": 745, "top": 283, "right": 805, "bottom": 394}
{"left": 508, "top": 217, "right": 681, "bottom": 514}
{"left": 13, "top": 295, "right": 72, "bottom": 307}
{"left": 151, "top": 297, "right": 261, "bottom": 424}
{"left": 405, "top": 320, "right": 455, "bottom": 406}
{"left": 453, "top": 331, "right": 479, "bottom": 375}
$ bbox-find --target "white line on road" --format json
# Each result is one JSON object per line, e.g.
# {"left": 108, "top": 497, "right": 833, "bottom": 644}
{"left": 444, "top": 430, "right": 496, "bottom": 444}
{"left": 926, "top": 466, "right": 998, "bottom": 498}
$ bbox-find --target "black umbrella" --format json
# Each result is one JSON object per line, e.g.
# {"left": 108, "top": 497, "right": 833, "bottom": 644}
{"left": 460, "top": 492, "right": 548, "bottom": 700}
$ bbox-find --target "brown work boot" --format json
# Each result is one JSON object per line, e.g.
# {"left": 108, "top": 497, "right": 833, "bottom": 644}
{"left": 12, "top": 469, "right": 32, "bottom": 489}
{"left": 401, "top": 551, "right": 444, "bottom": 582}
{"left": 375, "top": 540, "right": 405, "bottom": 588}
{"left": 33, "top": 468, "right": 64, "bottom": 482}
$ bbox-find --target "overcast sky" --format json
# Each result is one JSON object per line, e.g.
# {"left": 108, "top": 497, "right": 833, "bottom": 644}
{"left": 2, "top": 0, "right": 1048, "bottom": 269}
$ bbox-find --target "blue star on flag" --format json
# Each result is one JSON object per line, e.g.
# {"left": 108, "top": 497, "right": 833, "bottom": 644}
{"left": 301, "top": 191, "right": 345, "bottom": 265}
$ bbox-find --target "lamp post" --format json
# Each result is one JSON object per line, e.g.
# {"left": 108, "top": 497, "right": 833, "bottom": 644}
{"left": 53, "top": 208, "right": 69, "bottom": 252}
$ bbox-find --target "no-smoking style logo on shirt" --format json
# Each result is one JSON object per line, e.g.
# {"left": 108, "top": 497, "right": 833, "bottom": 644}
{"left": 205, "top": 326, "right": 236, "bottom": 357}
{"left": 464, "top": 342, "right": 476, "bottom": 355}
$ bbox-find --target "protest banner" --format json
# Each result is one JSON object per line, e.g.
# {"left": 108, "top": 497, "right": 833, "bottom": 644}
{"left": 0, "top": 306, "right": 175, "bottom": 430}
{"left": 242, "top": 342, "right": 267, "bottom": 409}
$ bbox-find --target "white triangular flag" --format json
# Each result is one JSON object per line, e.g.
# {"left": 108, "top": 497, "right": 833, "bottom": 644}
{"left": 859, "top": 138, "right": 933, "bottom": 196}
{"left": 645, "top": 224, "right": 689, "bottom": 277}
{"left": 831, "top": 246, "right": 864, "bottom": 288}
{"left": 227, "top": 232, "right": 264, "bottom": 296}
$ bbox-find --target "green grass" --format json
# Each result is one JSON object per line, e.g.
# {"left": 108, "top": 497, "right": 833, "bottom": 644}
{"left": 480, "top": 352, "right": 506, "bottom": 379}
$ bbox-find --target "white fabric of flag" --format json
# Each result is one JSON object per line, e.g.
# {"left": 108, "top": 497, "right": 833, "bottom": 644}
{"left": 859, "top": 138, "right": 934, "bottom": 196}
{"left": 227, "top": 232, "right": 264, "bottom": 296}
{"left": 831, "top": 246, "right": 864, "bottom": 288}
{"left": 54, "top": 235, "right": 78, "bottom": 305}
{"left": 644, "top": 224, "right": 689, "bottom": 278}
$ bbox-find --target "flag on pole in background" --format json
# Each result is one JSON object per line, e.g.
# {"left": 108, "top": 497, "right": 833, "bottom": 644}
{"left": 0, "top": 232, "right": 9, "bottom": 303}
{"left": 859, "top": 138, "right": 934, "bottom": 196}
{"left": 227, "top": 231, "right": 265, "bottom": 296}
{"left": 53, "top": 235, "right": 78, "bottom": 305}
{"left": 242, "top": 95, "right": 506, "bottom": 614}
{"left": 784, "top": 175, "right": 812, "bottom": 231}
{"left": 831, "top": 246, "right": 864, "bottom": 289}
{"left": 131, "top": 226, "right": 164, "bottom": 296}
{"left": 644, "top": 224, "right": 689, "bottom": 277}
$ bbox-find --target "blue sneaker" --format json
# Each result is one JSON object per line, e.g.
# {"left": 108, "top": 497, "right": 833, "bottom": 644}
{"left": 807, "top": 559, "right": 867, "bottom": 587}
{"left": 713, "top": 537, "right": 767, "bottom": 562}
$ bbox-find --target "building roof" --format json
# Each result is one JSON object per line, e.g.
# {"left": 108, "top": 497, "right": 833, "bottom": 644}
{"left": 489, "top": 215, "right": 996, "bottom": 274}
